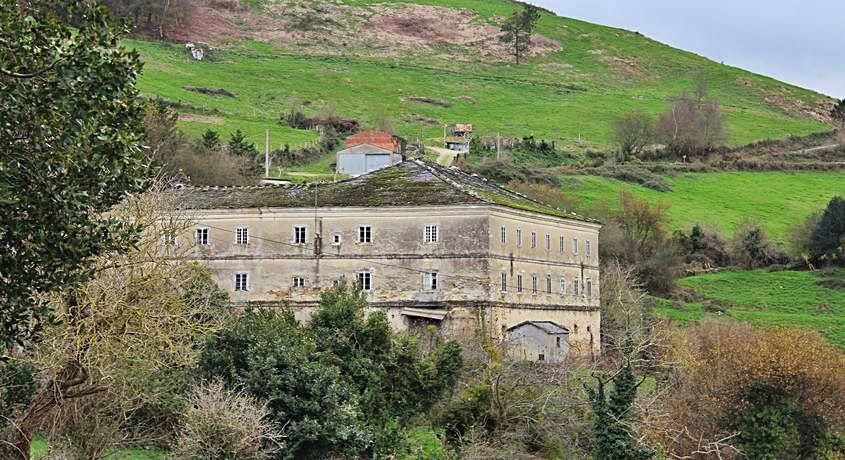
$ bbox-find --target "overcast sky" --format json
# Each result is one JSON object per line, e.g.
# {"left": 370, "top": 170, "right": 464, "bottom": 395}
{"left": 530, "top": 0, "right": 845, "bottom": 98}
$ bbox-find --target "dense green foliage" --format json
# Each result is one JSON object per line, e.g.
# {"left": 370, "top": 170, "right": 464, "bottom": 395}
{"left": 0, "top": 1, "right": 149, "bottom": 348}
{"left": 200, "top": 283, "right": 462, "bottom": 458}
{"left": 811, "top": 196, "right": 845, "bottom": 266}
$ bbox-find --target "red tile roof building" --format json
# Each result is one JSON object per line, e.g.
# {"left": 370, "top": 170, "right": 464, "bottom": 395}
{"left": 345, "top": 130, "right": 400, "bottom": 152}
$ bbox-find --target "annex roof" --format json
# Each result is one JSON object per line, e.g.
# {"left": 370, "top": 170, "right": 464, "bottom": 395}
{"left": 507, "top": 321, "right": 570, "bottom": 335}
{"left": 177, "top": 160, "right": 596, "bottom": 222}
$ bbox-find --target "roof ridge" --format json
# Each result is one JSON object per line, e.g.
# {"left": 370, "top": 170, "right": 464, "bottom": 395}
{"left": 412, "top": 160, "right": 489, "bottom": 204}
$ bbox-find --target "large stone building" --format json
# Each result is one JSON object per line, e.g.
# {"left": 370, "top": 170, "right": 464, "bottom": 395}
{"left": 178, "top": 160, "right": 601, "bottom": 354}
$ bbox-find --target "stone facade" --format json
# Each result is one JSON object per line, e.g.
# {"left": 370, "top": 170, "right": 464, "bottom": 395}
{"left": 179, "top": 161, "right": 601, "bottom": 354}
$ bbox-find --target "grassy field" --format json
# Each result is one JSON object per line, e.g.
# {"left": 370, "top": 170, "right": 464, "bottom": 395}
{"left": 128, "top": 0, "right": 832, "bottom": 153}
{"left": 653, "top": 270, "right": 845, "bottom": 348}
{"left": 561, "top": 170, "right": 845, "bottom": 241}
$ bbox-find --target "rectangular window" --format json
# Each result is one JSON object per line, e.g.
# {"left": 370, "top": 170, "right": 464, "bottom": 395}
{"left": 516, "top": 229, "right": 522, "bottom": 247}
{"left": 559, "top": 278, "right": 566, "bottom": 295}
{"left": 587, "top": 279, "right": 593, "bottom": 299}
{"left": 294, "top": 226, "right": 307, "bottom": 244}
{"left": 358, "top": 226, "right": 372, "bottom": 243}
{"left": 546, "top": 274, "right": 552, "bottom": 294}
{"left": 517, "top": 274, "right": 523, "bottom": 293}
{"left": 235, "top": 227, "right": 249, "bottom": 245}
{"left": 530, "top": 231, "right": 537, "bottom": 248}
{"left": 531, "top": 274, "right": 538, "bottom": 294}
{"left": 234, "top": 272, "right": 248, "bottom": 291}
{"left": 559, "top": 235, "right": 565, "bottom": 253}
{"left": 357, "top": 272, "right": 372, "bottom": 291}
{"left": 544, "top": 234, "right": 551, "bottom": 251}
{"left": 556, "top": 337, "right": 561, "bottom": 348}
{"left": 423, "top": 272, "right": 438, "bottom": 290}
{"left": 195, "top": 228, "right": 209, "bottom": 246}
{"left": 572, "top": 237, "right": 579, "bottom": 254}
{"left": 292, "top": 276, "right": 305, "bottom": 288}
{"left": 500, "top": 226, "right": 507, "bottom": 244}
{"left": 586, "top": 240, "right": 592, "bottom": 257}
{"left": 332, "top": 232, "right": 342, "bottom": 245}
{"left": 163, "top": 231, "right": 176, "bottom": 246}
{"left": 424, "top": 224, "right": 439, "bottom": 243}
{"left": 573, "top": 279, "right": 580, "bottom": 297}
{"left": 501, "top": 273, "right": 507, "bottom": 292}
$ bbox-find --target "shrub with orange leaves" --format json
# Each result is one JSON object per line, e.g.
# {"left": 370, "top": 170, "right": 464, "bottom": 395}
{"left": 647, "top": 320, "right": 845, "bottom": 458}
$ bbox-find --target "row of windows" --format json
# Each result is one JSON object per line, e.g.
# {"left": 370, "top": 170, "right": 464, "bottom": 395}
{"left": 232, "top": 271, "right": 438, "bottom": 292}
{"left": 499, "top": 273, "right": 594, "bottom": 298}
{"left": 501, "top": 226, "right": 592, "bottom": 256}
{"left": 197, "top": 224, "right": 440, "bottom": 246}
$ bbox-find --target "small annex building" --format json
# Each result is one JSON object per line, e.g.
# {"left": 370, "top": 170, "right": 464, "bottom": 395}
{"left": 506, "top": 321, "right": 571, "bottom": 363}
{"left": 336, "top": 130, "right": 405, "bottom": 176}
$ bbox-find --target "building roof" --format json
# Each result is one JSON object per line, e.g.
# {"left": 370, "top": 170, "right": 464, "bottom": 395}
{"left": 345, "top": 130, "right": 397, "bottom": 151}
{"left": 176, "top": 160, "right": 596, "bottom": 223}
{"left": 507, "top": 321, "right": 570, "bottom": 335}
{"left": 336, "top": 143, "right": 393, "bottom": 156}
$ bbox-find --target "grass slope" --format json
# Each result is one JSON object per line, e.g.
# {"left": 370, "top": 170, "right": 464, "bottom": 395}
{"left": 562, "top": 171, "right": 845, "bottom": 241}
{"left": 130, "top": 0, "right": 832, "bottom": 152}
{"left": 654, "top": 270, "right": 845, "bottom": 348}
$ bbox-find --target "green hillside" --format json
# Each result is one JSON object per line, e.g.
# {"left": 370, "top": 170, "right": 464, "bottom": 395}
{"left": 130, "top": 0, "right": 834, "bottom": 151}
{"left": 561, "top": 170, "right": 845, "bottom": 241}
{"left": 654, "top": 270, "right": 845, "bottom": 348}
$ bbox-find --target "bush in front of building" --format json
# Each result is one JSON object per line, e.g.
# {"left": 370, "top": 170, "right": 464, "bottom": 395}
{"left": 199, "top": 282, "right": 463, "bottom": 458}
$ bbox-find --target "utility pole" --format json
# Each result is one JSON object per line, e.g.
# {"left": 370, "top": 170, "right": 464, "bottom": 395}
{"left": 496, "top": 132, "right": 501, "bottom": 160}
{"left": 264, "top": 128, "right": 270, "bottom": 178}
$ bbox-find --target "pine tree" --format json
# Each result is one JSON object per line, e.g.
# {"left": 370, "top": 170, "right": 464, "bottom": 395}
{"left": 227, "top": 129, "right": 258, "bottom": 157}
{"left": 201, "top": 129, "right": 220, "bottom": 149}
{"left": 499, "top": 5, "right": 541, "bottom": 64}
{"left": 585, "top": 336, "right": 654, "bottom": 460}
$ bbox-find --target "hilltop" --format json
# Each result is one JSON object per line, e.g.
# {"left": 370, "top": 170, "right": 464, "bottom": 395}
{"left": 131, "top": 0, "right": 836, "bottom": 151}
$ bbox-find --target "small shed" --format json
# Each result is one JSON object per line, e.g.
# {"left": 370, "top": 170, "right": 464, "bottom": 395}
{"left": 336, "top": 143, "right": 401, "bottom": 176}
{"left": 345, "top": 130, "right": 403, "bottom": 153}
{"left": 505, "top": 321, "right": 570, "bottom": 363}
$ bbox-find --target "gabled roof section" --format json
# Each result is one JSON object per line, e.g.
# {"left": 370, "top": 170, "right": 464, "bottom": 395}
{"left": 337, "top": 143, "right": 393, "bottom": 156}
{"left": 507, "top": 321, "right": 570, "bottom": 335}
{"left": 177, "top": 160, "right": 596, "bottom": 223}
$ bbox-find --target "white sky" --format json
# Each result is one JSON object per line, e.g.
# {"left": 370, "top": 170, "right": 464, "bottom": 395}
{"left": 530, "top": 0, "right": 845, "bottom": 98}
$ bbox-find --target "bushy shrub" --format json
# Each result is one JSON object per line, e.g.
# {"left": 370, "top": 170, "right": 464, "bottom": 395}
{"left": 471, "top": 158, "right": 560, "bottom": 186}
{"left": 810, "top": 196, "right": 845, "bottom": 266}
{"left": 174, "top": 381, "right": 281, "bottom": 460}
{"left": 728, "top": 219, "right": 788, "bottom": 269}
{"left": 673, "top": 224, "right": 731, "bottom": 270}
{"left": 0, "top": 359, "right": 36, "bottom": 430}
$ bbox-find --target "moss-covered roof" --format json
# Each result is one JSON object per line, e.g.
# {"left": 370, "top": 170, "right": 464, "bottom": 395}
{"left": 177, "top": 161, "right": 596, "bottom": 223}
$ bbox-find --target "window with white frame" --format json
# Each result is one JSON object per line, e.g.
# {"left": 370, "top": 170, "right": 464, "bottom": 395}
{"left": 234, "top": 272, "right": 248, "bottom": 291}
{"left": 546, "top": 274, "right": 552, "bottom": 294}
{"left": 586, "top": 240, "right": 592, "bottom": 257}
{"left": 501, "top": 273, "right": 507, "bottom": 292}
{"left": 531, "top": 274, "right": 538, "bottom": 294}
{"left": 530, "top": 231, "right": 537, "bottom": 248}
{"left": 235, "top": 227, "right": 249, "bottom": 245}
{"left": 358, "top": 226, "right": 372, "bottom": 243}
{"left": 196, "top": 228, "right": 209, "bottom": 246}
{"left": 500, "top": 226, "right": 507, "bottom": 244}
{"left": 516, "top": 229, "right": 522, "bottom": 247}
{"left": 357, "top": 271, "right": 372, "bottom": 291}
{"left": 163, "top": 231, "right": 177, "bottom": 246}
{"left": 293, "top": 226, "right": 307, "bottom": 244}
{"left": 559, "top": 277, "right": 566, "bottom": 295}
{"left": 572, "top": 237, "right": 579, "bottom": 254}
{"left": 573, "top": 279, "right": 580, "bottom": 297}
{"left": 545, "top": 234, "right": 551, "bottom": 251}
{"left": 424, "top": 224, "right": 439, "bottom": 243}
{"left": 332, "top": 232, "right": 342, "bottom": 245}
{"left": 586, "top": 279, "right": 593, "bottom": 299}
{"left": 517, "top": 274, "right": 523, "bottom": 293}
{"left": 292, "top": 276, "right": 305, "bottom": 288}
{"left": 423, "top": 272, "right": 438, "bottom": 290}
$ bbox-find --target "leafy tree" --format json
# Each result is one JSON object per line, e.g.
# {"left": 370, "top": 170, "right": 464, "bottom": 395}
{"left": 201, "top": 128, "right": 221, "bottom": 149}
{"left": 811, "top": 195, "right": 845, "bottom": 266}
{"left": 499, "top": 4, "right": 541, "bottom": 64}
{"left": 0, "top": 1, "right": 150, "bottom": 349}
{"left": 831, "top": 99, "right": 845, "bottom": 128}
{"left": 227, "top": 129, "right": 259, "bottom": 157}
{"left": 613, "top": 112, "right": 655, "bottom": 162}
{"left": 584, "top": 336, "right": 654, "bottom": 460}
